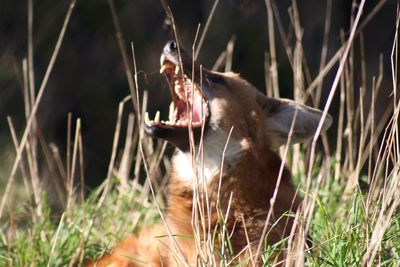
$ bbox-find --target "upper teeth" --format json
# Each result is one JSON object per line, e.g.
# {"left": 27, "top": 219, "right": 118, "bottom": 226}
{"left": 154, "top": 111, "right": 160, "bottom": 123}
{"left": 159, "top": 65, "right": 167, "bottom": 74}
{"left": 174, "top": 65, "right": 180, "bottom": 75}
{"left": 169, "top": 102, "right": 176, "bottom": 122}
{"left": 174, "top": 80, "right": 186, "bottom": 101}
{"left": 144, "top": 112, "right": 150, "bottom": 124}
{"left": 144, "top": 108, "right": 205, "bottom": 128}
{"left": 159, "top": 62, "right": 174, "bottom": 74}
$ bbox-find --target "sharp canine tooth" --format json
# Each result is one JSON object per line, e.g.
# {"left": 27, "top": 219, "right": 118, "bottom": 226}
{"left": 154, "top": 111, "right": 160, "bottom": 123}
{"left": 160, "top": 65, "right": 167, "bottom": 74}
{"left": 175, "top": 65, "right": 180, "bottom": 75}
{"left": 144, "top": 112, "right": 150, "bottom": 124}
{"left": 169, "top": 102, "right": 175, "bottom": 121}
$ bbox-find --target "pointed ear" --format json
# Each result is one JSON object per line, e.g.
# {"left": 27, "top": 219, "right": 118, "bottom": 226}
{"left": 257, "top": 95, "right": 332, "bottom": 149}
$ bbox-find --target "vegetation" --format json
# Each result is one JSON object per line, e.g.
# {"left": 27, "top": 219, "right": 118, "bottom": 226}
{"left": 1, "top": 0, "right": 399, "bottom": 266}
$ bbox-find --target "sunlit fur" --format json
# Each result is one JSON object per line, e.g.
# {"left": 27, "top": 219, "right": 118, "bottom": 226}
{"left": 90, "top": 71, "right": 331, "bottom": 266}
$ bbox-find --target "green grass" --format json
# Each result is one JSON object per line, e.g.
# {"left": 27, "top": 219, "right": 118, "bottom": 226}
{"left": 0, "top": 182, "right": 161, "bottom": 266}
{"left": 1, "top": 158, "right": 399, "bottom": 266}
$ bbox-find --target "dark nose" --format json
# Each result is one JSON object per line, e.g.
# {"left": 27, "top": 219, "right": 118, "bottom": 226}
{"left": 163, "top": 40, "right": 177, "bottom": 54}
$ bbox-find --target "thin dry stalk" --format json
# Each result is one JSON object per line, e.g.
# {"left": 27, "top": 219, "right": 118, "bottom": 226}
{"left": 67, "top": 113, "right": 72, "bottom": 190}
{"left": 6, "top": 117, "right": 31, "bottom": 200}
{"left": 314, "top": 0, "right": 332, "bottom": 107}
{"left": 23, "top": 56, "right": 42, "bottom": 219}
{"left": 133, "top": 91, "right": 148, "bottom": 185}
{"left": 240, "top": 214, "right": 255, "bottom": 266}
{"left": 216, "top": 127, "right": 234, "bottom": 203}
{"left": 117, "top": 112, "right": 135, "bottom": 189}
{"left": 224, "top": 36, "right": 236, "bottom": 72}
{"left": 98, "top": 99, "right": 127, "bottom": 207}
{"left": 334, "top": 74, "right": 346, "bottom": 181}
{"left": 265, "top": 0, "right": 280, "bottom": 98}
{"left": 270, "top": 0, "right": 293, "bottom": 66}
{"left": 212, "top": 50, "right": 226, "bottom": 71}
{"left": 220, "top": 192, "right": 234, "bottom": 261}
{"left": 27, "top": 0, "right": 39, "bottom": 205}
{"left": 360, "top": 33, "right": 367, "bottom": 98}
{"left": 27, "top": 0, "right": 35, "bottom": 100}
{"left": 49, "top": 143, "right": 67, "bottom": 181}
{"left": 37, "top": 129, "right": 66, "bottom": 206}
{"left": 47, "top": 213, "right": 65, "bottom": 267}
{"left": 196, "top": 63, "right": 214, "bottom": 263}
{"left": 264, "top": 52, "right": 273, "bottom": 97}
{"left": 147, "top": 140, "right": 168, "bottom": 192}
{"left": 391, "top": 8, "right": 400, "bottom": 161}
{"left": 289, "top": 0, "right": 304, "bottom": 181}
{"left": 291, "top": 3, "right": 304, "bottom": 103}
{"left": 348, "top": 86, "right": 365, "bottom": 194}
{"left": 194, "top": 0, "right": 220, "bottom": 59}
{"left": 281, "top": 204, "right": 303, "bottom": 267}
{"left": 368, "top": 77, "right": 376, "bottom": 183}
{"left": 288, "top": 0, "right": 313, "bottom": 88}
{"left": 66, "top": 118, "right": 81, "bottom": 212}
{"left": 22, "top": 59, "right": 30, "bottom": 119}
{"left": 192, "top": 27, "right": 212, "bottom": 264}
{"left": 303, "top": 171, "right": 324, "bottom": 234}
{"left": 107, "top": 0, "right": 138, "bottom": 113}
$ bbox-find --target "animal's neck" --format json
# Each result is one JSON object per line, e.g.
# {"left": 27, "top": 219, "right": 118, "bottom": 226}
{"left": 171, "top": 136, "right": 244, "bottom": 187}
{"left": 168, "top": 145, "right": 298, "bottom": 220}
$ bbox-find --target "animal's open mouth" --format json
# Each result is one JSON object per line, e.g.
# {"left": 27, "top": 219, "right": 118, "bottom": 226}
{"left": 143, "top": 43, "right": 210, "bottom": 151}
{"left": 144, "top": 60, "right": 209, "bottom": 129}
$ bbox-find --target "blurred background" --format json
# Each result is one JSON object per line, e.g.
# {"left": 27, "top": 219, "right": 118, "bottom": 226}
{"left": 0, "top": 0, "right": 397, "bottom": 193}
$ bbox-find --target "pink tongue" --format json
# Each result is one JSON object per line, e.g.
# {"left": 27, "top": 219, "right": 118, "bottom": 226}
{"left": 175, "top": 100, "right": 202, "bottom": 122}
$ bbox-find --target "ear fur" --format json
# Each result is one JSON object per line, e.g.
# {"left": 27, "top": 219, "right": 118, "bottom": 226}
{"left": 257, "top": 95, "right": 332, "bottom": 149}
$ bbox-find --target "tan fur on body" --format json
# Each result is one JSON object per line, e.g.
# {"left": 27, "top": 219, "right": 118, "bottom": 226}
{"left": 90, "top": 42, "right": 331, "bottom": 266}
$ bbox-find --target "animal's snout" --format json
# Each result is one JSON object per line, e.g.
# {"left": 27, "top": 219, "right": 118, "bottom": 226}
{"left": 163, "top": 40, "right": 177, "bottom": 54}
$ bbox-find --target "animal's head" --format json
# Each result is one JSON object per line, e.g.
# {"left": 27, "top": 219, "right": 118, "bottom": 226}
{"left": 144, "top": 40, "right": 332, "bottom": 156}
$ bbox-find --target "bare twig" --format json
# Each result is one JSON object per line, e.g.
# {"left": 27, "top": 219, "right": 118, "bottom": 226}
{"left": 194, "top": 0, "right": 220, "bottom": 59}
{"left": 265, "top": 0, "right": 280, "bottom": 98}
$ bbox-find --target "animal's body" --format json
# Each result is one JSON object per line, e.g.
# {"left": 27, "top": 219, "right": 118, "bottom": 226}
{"left": 91, "top": 40, "right": 331, "bottom": 266}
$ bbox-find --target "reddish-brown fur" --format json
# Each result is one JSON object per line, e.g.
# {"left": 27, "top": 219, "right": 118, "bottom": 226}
{"left": 90, "top": 42, "right": 331, "bottom": 266}
{"left": 92, "top": 149, "right": 300, "bottom": 266}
